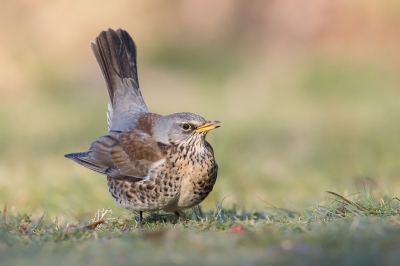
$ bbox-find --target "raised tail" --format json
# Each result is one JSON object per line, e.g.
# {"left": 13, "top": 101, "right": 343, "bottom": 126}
{"left": 91, "top": 29, "right": 149, "bottom": 131}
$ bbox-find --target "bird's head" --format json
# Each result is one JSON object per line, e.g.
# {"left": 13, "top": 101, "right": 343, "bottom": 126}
{"left": 153, "top": 112, "right": 221, "bottom": 146}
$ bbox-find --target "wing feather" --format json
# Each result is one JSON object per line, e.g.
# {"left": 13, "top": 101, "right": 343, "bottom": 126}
{"left": 65, "top": 130, "right": 165, "bottom": 181}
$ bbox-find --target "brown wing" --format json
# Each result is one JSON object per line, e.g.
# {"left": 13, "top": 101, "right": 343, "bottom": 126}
{"left": 109, "top": 131, "right": 164, "bottom": 178}
{"left": 65, "top": 130, "right": 164, "bottom": 180}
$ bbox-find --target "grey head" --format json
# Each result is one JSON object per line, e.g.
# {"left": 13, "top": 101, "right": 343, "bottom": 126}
{"left": 153, "top": 112, "right": 221, "bottom": 146}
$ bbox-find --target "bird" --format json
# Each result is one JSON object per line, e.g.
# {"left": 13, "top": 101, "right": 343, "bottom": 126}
{"left": 65, "top": 28, "right": 220, "bottom": 229}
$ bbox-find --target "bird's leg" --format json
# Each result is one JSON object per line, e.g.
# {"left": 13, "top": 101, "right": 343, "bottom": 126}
{"left": 174, "top": 211, "right": 182, "bottom": 220}
{"left": 139, "top": 211, "right": 143, "bottom": 230}
{"left": 174, "top": 211, "right": 188, "bottom": 223}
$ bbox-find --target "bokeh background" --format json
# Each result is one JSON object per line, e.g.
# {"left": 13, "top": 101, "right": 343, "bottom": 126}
{"left": 1, "top": 0, "right": 400, "bottom": 222}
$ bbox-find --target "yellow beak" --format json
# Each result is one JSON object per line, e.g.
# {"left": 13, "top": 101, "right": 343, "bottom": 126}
{"left": 195, "top": 120, "right": 221, "bottom": 133}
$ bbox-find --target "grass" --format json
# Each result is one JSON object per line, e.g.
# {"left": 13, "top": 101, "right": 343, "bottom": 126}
{"left": 1, "top": 190, "right": 400, "bottom": 265}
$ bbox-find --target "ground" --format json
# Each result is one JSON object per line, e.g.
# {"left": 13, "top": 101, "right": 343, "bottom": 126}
{"left": 1, "top": 191, "right": 400, "bottom": 265}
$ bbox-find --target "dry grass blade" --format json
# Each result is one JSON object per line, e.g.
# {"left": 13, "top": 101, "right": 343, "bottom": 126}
{"left": 64, "top": 217, "right": 107, "bottom": 231}
{"left": 2, "top": 203, "right": 7, "bottom": 223}
{"left": 63, "top": 210, "right": 111, "bottom": 231}
{"left": 30, "top": 212, "right": 45, "bottom": 232}
{"left": 384, "top": 197, "right": 400, "bottom": 206}
{"left": 326, "top": 191, "right": 369, "bottom": 214}
{"left": 83, "top": 217, "right": 107, "bottom": 230}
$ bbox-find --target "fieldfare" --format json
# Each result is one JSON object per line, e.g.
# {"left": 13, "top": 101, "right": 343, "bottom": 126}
{"left": 65, "top": 29, "right": 220, "bottom": 228}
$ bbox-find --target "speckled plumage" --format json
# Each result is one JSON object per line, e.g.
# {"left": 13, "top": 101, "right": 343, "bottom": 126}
{"left": 65, "top": 29, "right": 220, "bottom": 227}
{"left": 107, "top": 138, "right": 218, "bottom": 212}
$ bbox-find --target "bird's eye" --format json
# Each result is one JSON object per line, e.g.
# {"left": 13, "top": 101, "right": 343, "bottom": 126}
{"left": 181, "top": 123, "right": 192, "bottom": 131}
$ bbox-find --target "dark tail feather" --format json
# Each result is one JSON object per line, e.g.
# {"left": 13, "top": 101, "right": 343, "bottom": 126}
{"left": 91, "top": 28, "right": 140, "bottom": 105}
{"left": 65, "top": 152, "right": 110, "bottom": 175}
{"left": 65, "top": 135, "right": 119, "bottom": 176}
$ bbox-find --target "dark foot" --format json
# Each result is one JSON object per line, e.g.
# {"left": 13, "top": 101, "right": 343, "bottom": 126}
{"left": 174, "top": 211, "right": 188, "bottom": 224}
{"left": 139, "top": 211, "right": 143, "bottom": 230}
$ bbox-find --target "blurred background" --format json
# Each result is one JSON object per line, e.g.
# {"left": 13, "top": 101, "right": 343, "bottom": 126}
{"left": 1, "top": 0, "right": 400, "bottom": 222}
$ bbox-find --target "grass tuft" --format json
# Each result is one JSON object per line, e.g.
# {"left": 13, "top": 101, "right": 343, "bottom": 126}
{"left": 1, "top": 189, "right": 400, "bottom": 265}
